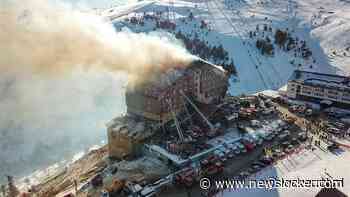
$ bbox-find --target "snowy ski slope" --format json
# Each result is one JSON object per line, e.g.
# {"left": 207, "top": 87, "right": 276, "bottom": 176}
{"left": 105, "top": 0, "right": 350, "bottom": 95}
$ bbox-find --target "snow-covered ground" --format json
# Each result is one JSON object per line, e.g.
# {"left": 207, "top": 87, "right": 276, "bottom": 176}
{"left": 220, "top": 146, "right": 350, "bottom": 196}
{"left": 104, "top": 0, "right": 350, "bottom": 95}
{"left": 296, "top": 0, "right": 350, "bottom": 75}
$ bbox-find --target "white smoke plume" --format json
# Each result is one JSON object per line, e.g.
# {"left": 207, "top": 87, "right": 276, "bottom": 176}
{"left": 0, "top": 0, "right": 194, "bottom": 79}
{"left": 0, "top": 0, "right": 194, "bottom": 181}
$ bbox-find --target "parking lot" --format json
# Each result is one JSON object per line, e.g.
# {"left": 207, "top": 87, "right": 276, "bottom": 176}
{"left": 160, "top": 103, "right": 310, "bottom": 197}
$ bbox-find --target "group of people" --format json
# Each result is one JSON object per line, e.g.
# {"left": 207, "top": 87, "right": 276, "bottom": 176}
{"left": 248, "top": 22, "right": 315, "bottom": 68}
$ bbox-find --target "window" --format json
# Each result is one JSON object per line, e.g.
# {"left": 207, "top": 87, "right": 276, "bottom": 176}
{"left": 327, "top": 90, "right": 338, "bottom": 95}
{"left": 302, "top": 86, "right": 313, "bottom": 91}
{"left": 343, "top": 97, "right": 350, "bottom": 102}
{"left": 328, "top": 95, "right": 337, "bottom": 100}
{"left": 314, "top": 87, "right": 324, "bottom": 92}
{"left": 314, "top": 93, "right": 324, "bottom": 97}
{"left": 344, "top": 93, "right": 350, "bottom": 97}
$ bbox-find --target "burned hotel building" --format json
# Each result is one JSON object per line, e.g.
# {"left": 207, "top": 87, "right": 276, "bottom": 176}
{"left": 107, "top": 59, "right": 229, "bottom": 159}
{"left": 125, "top": 59, "right": 229, "bottom": 123}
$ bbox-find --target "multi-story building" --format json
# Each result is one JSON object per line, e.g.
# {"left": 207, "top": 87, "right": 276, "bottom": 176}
{"left": 286, "top": 70, "right": 350, "bottom": 108}
{"left": 108, "top": 59, "right": 228, "bottom": 159}
{"left": 125, "top": 59, "right": 229, "bottom": 123}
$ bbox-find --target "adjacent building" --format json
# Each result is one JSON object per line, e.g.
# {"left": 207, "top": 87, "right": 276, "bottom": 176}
{"left": 107, "top": 116, "right": 156, "bottom": 159}
{"left": 286, "top": 70, "right": 350, "bottom": 108}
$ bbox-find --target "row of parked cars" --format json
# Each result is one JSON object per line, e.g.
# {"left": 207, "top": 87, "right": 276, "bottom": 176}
{"left": 235, "top": 130, "right": 308, "bottom": 180}
{"left": 223, "top": 120, "right": 310, "bottom": 180}
{"left": 212, "top": 120, "right": 292, "bottom": 161}
{"left": 323, "top": 120, "right": 348, "bottom": 136}
{"left": 213, "top": 141, "right": 247, "bottom": 161}
{"left": 235, "top": 155, "right": 275, "bottom": 180}
{"left": 212, "top": 130, "right": 277, "bottom": 162}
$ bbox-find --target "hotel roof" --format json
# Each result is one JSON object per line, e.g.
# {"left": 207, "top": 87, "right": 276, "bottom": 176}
{"left": 289, "top": 70, "right": 350, "bottom": 90}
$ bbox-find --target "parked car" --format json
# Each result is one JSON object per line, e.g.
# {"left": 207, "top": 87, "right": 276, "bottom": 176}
{"left": 236, "top": 142, "right": 245, "bottom": 150}
{"left": 226, "top": 143, "right": 236, "bottom": 151}
{"left": 250, "top": 135, "right": 263, "bottom": 145}
{"left": 241, "top": 140, "right": 255, "bottom": 151}
{"left": 291, "top": 137, "right": 299, "bottom": 145}
{"left": 327, "top": 143, "right": 340, "bottom": 152}
{"left": 259, "top": 157, "right": 273, "bottom": 165}
{"left": 235, "top": 142, "right": 248, "bottom": 153}
{"left": 251, "top": 165, "right": 262, "bottom": 171}
{"left": 238, "top": 171, "right": 250, "bottom": 179}
{"left": 327, "top": 111, "right": 346, "bottom": 119}
{"left": 284, "top": 145, "right": 294, "bottom": 154}
{"left": 281, "top": 141, "right": 291, "bottom": 148}
{"left": 252, "top": 161, "right": 266, "bottom": 168}
{"left": 219, "top": 146, "right": 231, "bottom": 155}
{"left": 234, "top": 148, "right": 241, "bottom": 155}
{"left": 298, "top": 132, "right": 308, "bottom": 141}
{"left": 214, "top": 150, "right": 225, "bottom": 159}
{"left": 227, "top": 153, "right": 235, "bottom": 159}
{"left": 328, "top": 128, "right": 342, "bottom": 135}
{"left": 265, "top": 133, "right": 274, "bottom": 141}
{"left": 305, "top": 109, "right": 313, "bottom": 116}
{"left": 278, "top": 131, "right": 290, "bottom": 141}
{"left": 272, "top": 149, "right": 286, "bottom": 159}
{"left": 247, "top": 167, "right": 258, "bottom": 174}
{"left": 241, "top": 147, "right": 247, "bottom": 153}
{"left": 243, "top": 135, "right": 257, "bottom": 146}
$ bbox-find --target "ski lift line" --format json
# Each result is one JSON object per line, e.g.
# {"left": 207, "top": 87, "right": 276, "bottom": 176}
{"left": 233, "top": 7, "right": 284, "bottom": 88}
{"left": 225, "top": 2, "right": 284, "bottom": 86}
{"left": 170, "top": 0, "right": 176, "bottom": 22}
{"left": 216, "top": 0, "right": 287, "bottom": 90}
{"left": 207, "top": 0, "right": 270, "bottom": 88}
{"left": 203, "top": 0, "right": 219, "bottom": 30}
{"left": 208, "top": 0, "right": 270, "bottom": 89}
{"left": 210, "top": 0, "right": 276, "bottom": 88}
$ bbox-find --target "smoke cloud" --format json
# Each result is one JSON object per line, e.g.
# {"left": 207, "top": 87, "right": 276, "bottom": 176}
{"left": 0, "top": 0, "right": 194, "bottom": 181}
{"left": 0, "top": 0, "right": 194, "bottom": 80}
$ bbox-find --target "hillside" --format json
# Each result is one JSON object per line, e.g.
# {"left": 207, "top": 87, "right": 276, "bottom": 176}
{"left": 104, "top": 0, "right": 350, "bottom": 95}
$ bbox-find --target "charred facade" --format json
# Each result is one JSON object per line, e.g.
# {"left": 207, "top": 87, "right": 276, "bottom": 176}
{"left": 125, "top": 59, "right": 229, "bottom": 123}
